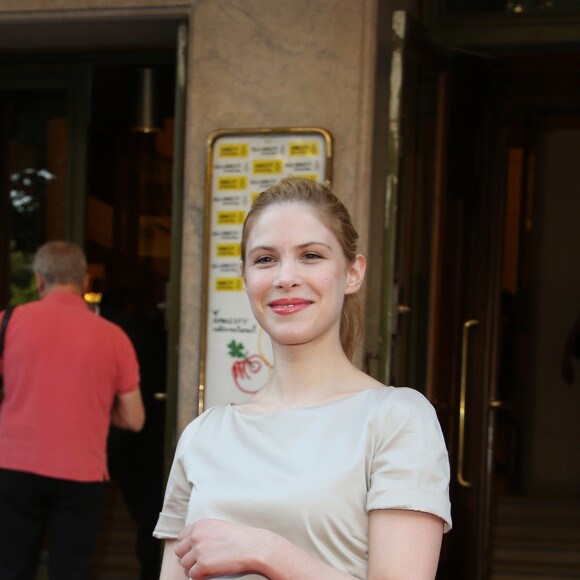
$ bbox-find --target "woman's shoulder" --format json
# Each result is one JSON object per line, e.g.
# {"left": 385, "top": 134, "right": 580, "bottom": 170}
{"left": 360, "top": 384, "right": 434, "bottom": 407}
{"left": 362, "top": 385, "right": 440, "bottom": 429}
{"left": 175, "top": 404, "right": 232, "bottom": 445}
{"left": 382, "top": 384, "right": 435, "bottom": 407}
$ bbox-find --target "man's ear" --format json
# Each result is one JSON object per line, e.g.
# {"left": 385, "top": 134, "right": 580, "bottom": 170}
{"left": 34, "top": 272, "right": 45, "bottom": 294}
{"left": 345, "top": 254, "right": 366, "bottom": 295}
{"left": 82, "top": 273, "right": 90, "bottom": 294}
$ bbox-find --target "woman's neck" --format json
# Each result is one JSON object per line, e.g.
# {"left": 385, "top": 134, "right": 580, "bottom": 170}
{"left": 247, "top": 339, "right": 367, "bottom": 410}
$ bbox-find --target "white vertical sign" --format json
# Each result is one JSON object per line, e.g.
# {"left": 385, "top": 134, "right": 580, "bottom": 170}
{"left": 201, "top": 129, "right": 332, "bottom": 410}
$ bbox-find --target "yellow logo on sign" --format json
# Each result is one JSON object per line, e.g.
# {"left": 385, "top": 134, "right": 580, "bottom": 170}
{"left": 219, "top": 144, "right": 248, "bottom": 157}
{"left": 217, "top": 211, "right": 246, "bottom": 225}
{"left": 216, "top": 243, "right": 241, "bottom": 257}
{"left": 218, "top": 176, "right": 247, "bottom": 190}
{"left": 215, "top": 278, "right": 244, "bottom": 292}
{"left": 289, "top": 142, "right": 319, "bottom": 156}
{"left": 252, "top": 160, "right": 283, "bottom": 174}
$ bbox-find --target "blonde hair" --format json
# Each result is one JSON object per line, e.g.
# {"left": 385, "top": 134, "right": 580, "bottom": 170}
{"left": 241, "top": 177, "right": 362, "bottom": 360}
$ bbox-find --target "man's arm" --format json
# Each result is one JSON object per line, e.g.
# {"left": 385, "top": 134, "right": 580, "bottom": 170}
{"left": 111, "top": 389, "right": 145, "bottom": 431}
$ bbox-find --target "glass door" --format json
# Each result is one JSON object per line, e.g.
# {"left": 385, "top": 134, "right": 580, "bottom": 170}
{"left": 382, "top": 12, "right": 502, "bottom": 578}
{"left": 84, "top": 58, "right": 178, "bottom": 579}
{"left": 0, "top": 66, "right": 89, "bottom": 307}
{"left": 0, "top": 49, "right": 184, "bottom": 579}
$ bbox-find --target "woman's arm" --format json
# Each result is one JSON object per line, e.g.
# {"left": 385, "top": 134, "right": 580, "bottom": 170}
{"left": 160, "top": 539, "right": 187, "bottom": 579}
{"left": 173, "top": 511, "right": 444, "bottom": 580}
{"left": 174, "top": 519, "right": 353, "bottom": 580}
{"left": 368, "top": 509, "right": 444, "bottom": 580}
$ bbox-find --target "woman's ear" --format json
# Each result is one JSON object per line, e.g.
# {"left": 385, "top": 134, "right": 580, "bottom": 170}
{"left": 345, "top": 254, "right": 366, "bottom": 295}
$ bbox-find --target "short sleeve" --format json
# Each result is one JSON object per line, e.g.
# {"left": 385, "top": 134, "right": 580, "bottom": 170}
{"left": 366, "top": 388, "right": 452, "bottom": 532}
{"left": 153, "top": 422, "right": 196, "bottom": 539}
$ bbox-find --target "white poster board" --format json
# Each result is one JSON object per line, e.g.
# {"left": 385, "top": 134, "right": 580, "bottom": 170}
{"left": 199, "top": 128, "right": 332, "bottom": 412}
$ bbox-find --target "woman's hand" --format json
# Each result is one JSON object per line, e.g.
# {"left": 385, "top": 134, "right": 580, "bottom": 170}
{"left": 171, "top": 518, "right": 354, "bottom": 580}
{"left": 175, "top": 518, "right": 265, "bottom": 578}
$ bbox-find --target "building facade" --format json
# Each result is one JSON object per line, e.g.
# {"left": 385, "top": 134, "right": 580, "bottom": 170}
{"left": 2, "top": 1, "right": 580, "bottom": 578}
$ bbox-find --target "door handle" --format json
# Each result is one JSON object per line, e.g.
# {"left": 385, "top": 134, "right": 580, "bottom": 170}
{"left": 489, "top": 400, "right": 511, "bottom": 410}
{"left": 457, "top": 319, "right": 479, "bottom": 488}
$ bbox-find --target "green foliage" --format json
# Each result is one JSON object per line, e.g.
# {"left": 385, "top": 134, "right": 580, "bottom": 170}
{"left": 9, "top": 251, "right": 38, "bottom": 305}
{"left": 227, "top": 340, "right": 247, "bottom": 359}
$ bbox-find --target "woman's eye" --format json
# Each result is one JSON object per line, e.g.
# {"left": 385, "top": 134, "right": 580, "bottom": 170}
{"left": 303, "top": 252, "right": 323, "bottom": 260}
{"left": 254, "top": 255, "right": 274, "bottom": 264}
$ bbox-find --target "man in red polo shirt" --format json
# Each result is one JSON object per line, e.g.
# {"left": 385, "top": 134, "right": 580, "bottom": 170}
{"left": 0, "top": 241, "right": 145, "bottom": 580}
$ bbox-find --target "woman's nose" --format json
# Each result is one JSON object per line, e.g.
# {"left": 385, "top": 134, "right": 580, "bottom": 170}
{"left": 273, "top": 261, "right": 300, "bottom": 288}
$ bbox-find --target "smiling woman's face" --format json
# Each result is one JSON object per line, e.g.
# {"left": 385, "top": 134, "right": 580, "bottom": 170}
{"left": 243, "top": 202, "right": 361, "bottom": 350}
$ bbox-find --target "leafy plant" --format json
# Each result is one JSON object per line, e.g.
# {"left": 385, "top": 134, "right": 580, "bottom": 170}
{"left": 9, "top": 251, "right": 37, "bottom": 305}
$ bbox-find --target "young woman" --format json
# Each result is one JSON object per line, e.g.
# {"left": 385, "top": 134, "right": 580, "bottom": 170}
{"left": 154, "top": 177, "right": 452, "bottom": 579}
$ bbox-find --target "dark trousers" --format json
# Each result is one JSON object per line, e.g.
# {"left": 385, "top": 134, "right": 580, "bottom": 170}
{"left": 0, "top": 468, "right": 106, "bottom": 580}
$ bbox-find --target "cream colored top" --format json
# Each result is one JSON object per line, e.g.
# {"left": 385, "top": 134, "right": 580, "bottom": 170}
{"left": 154, "top": 386, "right": 452, "bottom": 579}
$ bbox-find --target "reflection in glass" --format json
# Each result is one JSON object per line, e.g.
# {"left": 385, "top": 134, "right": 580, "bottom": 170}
{"left": 1, "top": 90, "right": 68, "bottom": 305}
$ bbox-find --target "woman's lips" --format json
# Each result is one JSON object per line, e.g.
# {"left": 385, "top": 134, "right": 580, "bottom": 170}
{"left": 268, "top": 299, "right": 312, "bottom": 315}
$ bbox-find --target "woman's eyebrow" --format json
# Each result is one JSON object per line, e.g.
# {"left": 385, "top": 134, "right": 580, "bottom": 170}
{"left": 248, "top": 245, "right": 275, "bottom": 257}
{"left": 248, "top": 241, "right": 333, "bottom": 256}
{"left": 298, "top": 241, "right": 332, "bottom": 250}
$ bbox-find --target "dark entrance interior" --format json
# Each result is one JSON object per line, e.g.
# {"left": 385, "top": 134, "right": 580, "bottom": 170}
{"left": 0, "top": 54, "right": 177, "bottom": 579}
{"left": 86, "top": 62, "right": 176, "bottom": 580}
{"left": 487, "top": 52, "right": 580, "bottom": 578}
{"left": 384, "top": 17, "right": 580, "bottom": 575}
{"left": 433, "top": 49, "right": 580, "bottom": 578}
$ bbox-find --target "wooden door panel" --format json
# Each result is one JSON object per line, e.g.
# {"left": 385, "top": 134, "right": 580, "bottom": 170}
{"left": 383, "top": 13, "right": 501, "bottom": 578}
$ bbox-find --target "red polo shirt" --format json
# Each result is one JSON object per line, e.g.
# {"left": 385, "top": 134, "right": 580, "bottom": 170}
{"left": 0, "top": 292, "right": 140, "bottom": 482}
